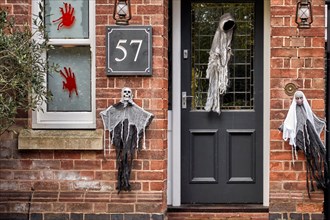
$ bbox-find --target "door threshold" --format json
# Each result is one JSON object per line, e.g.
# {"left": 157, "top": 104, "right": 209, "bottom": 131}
{"left": 167, "top": 204, "right": 269, "bottom": 213}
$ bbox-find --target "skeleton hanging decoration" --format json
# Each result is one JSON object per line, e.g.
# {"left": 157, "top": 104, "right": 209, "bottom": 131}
{"left": 205, "top": 13, "right": 235, "bottom": 114}
{"left": 100, "top": 87, "right": 154, "bottom": 192}
{"left": 279, "top": 91, "right": 327, "bottom": 196}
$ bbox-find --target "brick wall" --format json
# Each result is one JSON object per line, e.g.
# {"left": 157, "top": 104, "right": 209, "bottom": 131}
{"left": 0, "top": 0, "right": 327, "bottom": 219}
{"left": 0, "top": 0, "right": 168, "bottom": 219}
{"left": 269, "top": 0, "right": 326, "bottom": 219}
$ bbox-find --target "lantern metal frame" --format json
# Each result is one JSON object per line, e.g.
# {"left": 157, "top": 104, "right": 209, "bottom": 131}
{"left": 113, "top": 0, "right": 131, "bottom": 25}
{"left": 295, "top": 0, "right": 313, "bottom": 29}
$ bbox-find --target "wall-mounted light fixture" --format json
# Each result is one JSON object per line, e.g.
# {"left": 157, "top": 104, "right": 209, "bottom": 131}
{"left": 295, "top": 0, "right": 313, "bottom": 29}
{"left": 113, "top": 0, "right": 131, "bottom": 25}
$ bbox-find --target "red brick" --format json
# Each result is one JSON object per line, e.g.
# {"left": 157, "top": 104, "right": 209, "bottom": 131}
{"left": 283, "top": 182, "right": 306, "bottom": 191}
{"left": 137, "top": 5, "right": 163, "bottom": 15}
{"left": 93, "top": 202, "right": 108, "bottom": 213}
{"left": 291, "top": 58, "right": 304, "bottom": 68}
{"left": 137, "top": 150, "right": 165, "bottom": 160}
{"left": 270, "top": 141, "right": 283, "bottom": 150}
{"left": 66, "top": 203, "right": 93, "bottom": 212}
{"left": 33, "top": 181, "right": 59, "bottom": 190}
{"left": 298, "top": 27, "right": 325, "bottom": 37}
{"left": 29, "top": 203, "right": 53, "bottom": 212}
{"left": 270, "top": 171, "right": 296, "bottom": 181}
{"left": 13, "top": 4, "right": 28, "bottom": 14}
{"left": 32, "top": 160, "right": 60, "bottom": 170}
{"left": 272, "top": 27, "right": 297, "bottom": 37}
{"left": 290, "top": 37, "right": 305, "bottom": 47}
{"left": 94, "top": 171, "right": 116, "bottom": 180}
{"left": 150, "top": 160, "right": 165, "bottom": 170}
{"left": 298, "top": 48, "right": 324, "bottom": 57}
{"left": 54, "top": 151, "right": 81, "bottom": 159}
{"left": 270, "top": 151, "right": 293, "bottom": 160}
{"left": 270, "top": 162, "right": 283, "bottom": 171}
{"left": 101, "top": 160, "right": 115, "bottom": 170}
{"left": 96, "top": 4, "right": 112, "bottom": 15}
{"left": 14, "top": 171, "right": 39, "bottom": 180}
{"left": 136, "top": 203, "right": 162, "bottom": 212}
{"left": 74, "top": 160, "right": 101, "bottom": 170}
{"left": 60, "top": 160, "right": 74, "bottom": 170}
{"left": 296, "top": 203, "right": 323, "bottom": 212}
{"left": 107, "top": 203, "right": 134, "bottom": 213}
{"left": 271, "top": 69, "right": 297, "bottom": 78}
{"left": 0, "top": 4, "right": 13, "bottom": 13}
{"left": 303, "top": 90, "right": 325, "bottom": 99}
{"left": 150, "top": 181, "right": 164, "bottom": 191}
{"left": 115, "top": 77, "right": 143, "bottom": 88}
{"left": 311, "top": 99, "right": 325, "bottom": 109}
{"left": 137, "top": 171, "right": 164, "bottom": 180}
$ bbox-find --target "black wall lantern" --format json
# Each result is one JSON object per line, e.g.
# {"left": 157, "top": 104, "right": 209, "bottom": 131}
{"left": 113, "top": 0, "right": 131, "bottom": 25}
{"left": 295, "top": 0, "right": 313, "bottom": 29}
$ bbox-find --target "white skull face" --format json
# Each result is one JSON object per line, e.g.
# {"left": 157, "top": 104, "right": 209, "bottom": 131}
{"left": 121, "top": 87, "right": 132, "bottom": 101}
{"left": 295, "top": 91, "right": 304, "bottom": 106}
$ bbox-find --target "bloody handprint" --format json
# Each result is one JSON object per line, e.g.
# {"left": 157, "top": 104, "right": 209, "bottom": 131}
{"left": 60, "top": 67, "right": 78, "bottom": 97}
{"left": 52, "top": 2, "right": 75, "bottom": 30}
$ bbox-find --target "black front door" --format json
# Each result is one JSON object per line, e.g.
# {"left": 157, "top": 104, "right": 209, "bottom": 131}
{"left": 181, "top": 1, "right": 264, "bottom": 204}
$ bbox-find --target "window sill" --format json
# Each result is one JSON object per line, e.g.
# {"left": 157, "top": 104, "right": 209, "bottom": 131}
{"left": 18, "top": 129, "right": 103, "bottom": 150}
{"left": 167, "top": 204, "right": 269, "bottom": 213}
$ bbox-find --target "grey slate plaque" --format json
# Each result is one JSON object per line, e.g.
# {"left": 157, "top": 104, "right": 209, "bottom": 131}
{"left": 106, "top": 26, "right": 152, "bottom": 76}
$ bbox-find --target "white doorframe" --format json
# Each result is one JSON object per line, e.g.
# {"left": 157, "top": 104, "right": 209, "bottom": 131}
{"left": 168, "top": 0, "right": 270, "bottom": 206}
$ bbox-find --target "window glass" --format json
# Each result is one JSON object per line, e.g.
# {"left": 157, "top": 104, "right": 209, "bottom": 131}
{"left": 47, "top": 46, "right": 91, "bottom": 112}
{"left": 45, "top": 0, "right": 89, "bottom": 39}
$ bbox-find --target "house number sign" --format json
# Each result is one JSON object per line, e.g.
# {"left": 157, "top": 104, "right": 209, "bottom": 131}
{"left": 106, "top": 26, "right": 152, "bottom": 76}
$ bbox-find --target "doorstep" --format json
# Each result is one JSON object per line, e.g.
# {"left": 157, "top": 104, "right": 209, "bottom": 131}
{"left": 167, "top": 204, "right": 269, "bottom": 220}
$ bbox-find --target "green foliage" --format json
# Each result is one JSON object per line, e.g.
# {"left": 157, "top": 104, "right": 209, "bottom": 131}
{"left": 0, "top": 5, "right": 52, "bottom": 134}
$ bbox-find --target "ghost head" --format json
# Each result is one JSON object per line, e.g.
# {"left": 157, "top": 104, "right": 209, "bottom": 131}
{"left": 295, "top": 91, "right": 304, "bottom": 106}
{"left": 121, "top": 87, "right": 133, "bottom": 102}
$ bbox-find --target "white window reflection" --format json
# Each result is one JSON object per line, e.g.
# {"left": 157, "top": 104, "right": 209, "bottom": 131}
{"left": 45, "top": 0, "right": 89, "bottom": 39}
{"left": 47, "top": 46, "right": 91, "bottom": 112}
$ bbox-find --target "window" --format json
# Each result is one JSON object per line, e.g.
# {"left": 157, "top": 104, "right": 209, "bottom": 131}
{"left": 190, "top": 3, "right": 255, "bottom": 111}
{"left": 32, "top": 0, "right": 96, "bottom": 129}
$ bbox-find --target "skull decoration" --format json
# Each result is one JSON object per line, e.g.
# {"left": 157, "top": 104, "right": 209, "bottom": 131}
{"left": 121, "top": 87, "right": 133, "bottom": 102}
{"left": 294, "top": 91, "right": 304, "bottom": 106}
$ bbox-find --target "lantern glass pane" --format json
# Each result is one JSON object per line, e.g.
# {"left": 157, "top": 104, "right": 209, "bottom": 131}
{"left": 117, "top": 2, "right": 128, "bottom": 16}
{"left": 298, "top": 5, "right": 310, "bottom": 19}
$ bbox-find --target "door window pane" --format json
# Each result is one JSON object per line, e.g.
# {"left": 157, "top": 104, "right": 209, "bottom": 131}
{"left": 47, "top": 46, "right": 91, "bottom": 112}
{"left": 191, "top": 3, "right": 255, "bottom": 110}
{"left": 45, "top": 0, "right": 89, "bottom": 39}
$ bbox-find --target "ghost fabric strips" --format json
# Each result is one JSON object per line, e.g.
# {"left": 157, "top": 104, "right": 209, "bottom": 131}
{"left": 205, "top": 13, "right": 235, "bottom": 114}
{"left": 280, "top": 91, "right": 327, "bottom": 197}
{"left": 100, "top": 87, "right": 154, "bottom": 193}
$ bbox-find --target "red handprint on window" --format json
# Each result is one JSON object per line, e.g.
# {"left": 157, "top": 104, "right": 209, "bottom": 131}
{"left": 60, "top": 67, "right": 78, "bottom": 97}
{"left": 52, "top": 2, "right": 75, "bottom": 30}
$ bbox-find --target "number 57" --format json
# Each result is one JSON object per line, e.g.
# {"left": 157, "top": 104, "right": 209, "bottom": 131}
{"left": 115, "top": 39, "right": 143, "bottom": 62}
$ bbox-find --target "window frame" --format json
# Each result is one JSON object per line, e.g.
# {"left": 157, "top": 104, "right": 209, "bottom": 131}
{"left": 32, "top": 0, "right": 96, "bottom": 129}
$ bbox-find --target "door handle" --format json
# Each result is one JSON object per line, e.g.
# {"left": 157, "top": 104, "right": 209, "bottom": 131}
{"left": 182, "top": 91, "right": 194, "bottom": 109}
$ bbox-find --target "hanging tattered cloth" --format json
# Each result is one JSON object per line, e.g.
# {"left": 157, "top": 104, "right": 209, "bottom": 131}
{"left": 281, "top": 91, "right": 327, "bottom": 196}
{"left": 205, "top": 13, "right": 235, "bottom": 114}
{"left": 100, "top": 101, "right": 154, "bottom": 192}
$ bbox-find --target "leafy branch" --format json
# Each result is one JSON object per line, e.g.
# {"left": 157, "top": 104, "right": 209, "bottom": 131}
{"left": 0, "top": 4, "right": 53, "bottom": 135}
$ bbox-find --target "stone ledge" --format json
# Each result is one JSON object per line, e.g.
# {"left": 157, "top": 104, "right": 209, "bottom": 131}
{"left": 167, "top": 204, "right": 269, "bottom": 213}
{"left": 18, "top": 129, "right": 103, "bottom": 150}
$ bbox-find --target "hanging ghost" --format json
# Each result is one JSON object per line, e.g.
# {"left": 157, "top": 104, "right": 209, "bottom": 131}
{"left": 205, "top": 13, "right": 235, "bottom": 114}
{"left": 279, "top": 91, "right": 327, "bottom": 196}
{"left": 100, "top": 87, "right": 154, "bottom": 192}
